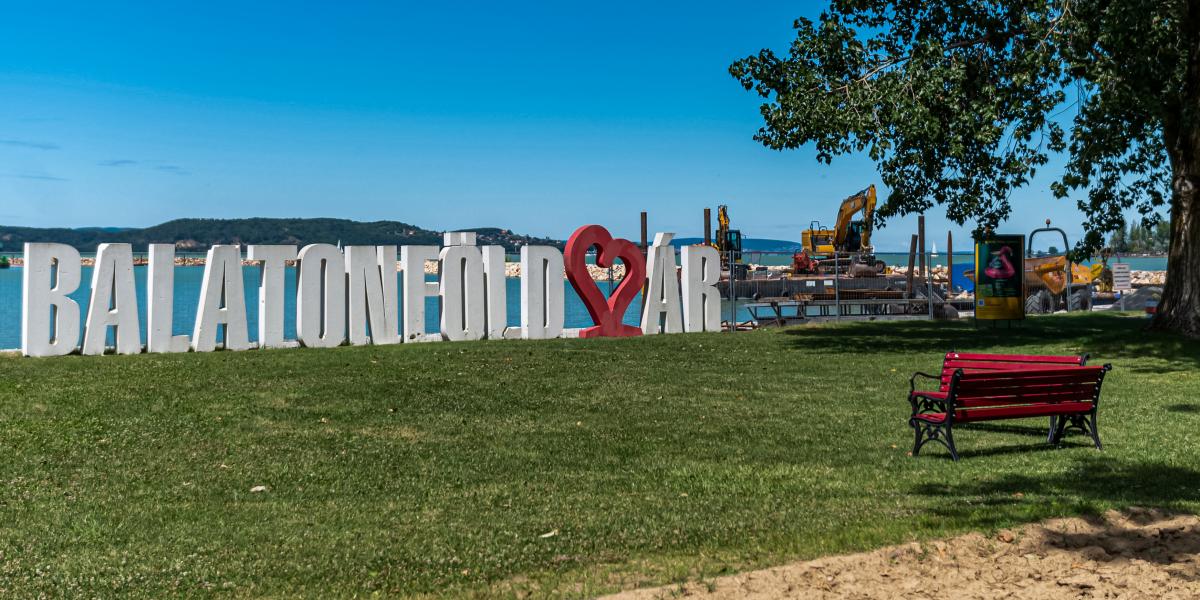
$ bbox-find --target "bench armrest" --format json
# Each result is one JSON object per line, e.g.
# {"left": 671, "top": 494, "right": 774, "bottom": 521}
{"left": 909, "top": 371, "right": 940, "bottom": 395}
{"left": 908, "top": 389, "right": 951, "bottom": 419}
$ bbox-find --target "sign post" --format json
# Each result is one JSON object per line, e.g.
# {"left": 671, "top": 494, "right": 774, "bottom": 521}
{"left": 1112, "top": 262, "right": 1132, "bottom": 311}
{"left": 974, "top": 234, "right": 1026, "bottom": 324}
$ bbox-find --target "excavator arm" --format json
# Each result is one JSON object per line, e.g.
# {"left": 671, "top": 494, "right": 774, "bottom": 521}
{"left": 717, "top": 205, "right": 730, "bottom": 232}
{"left": 714, "top": 204, "right": 742, "bottom": 263}
{"left": 832, "top": 185, "right": 876, "bottom": 249}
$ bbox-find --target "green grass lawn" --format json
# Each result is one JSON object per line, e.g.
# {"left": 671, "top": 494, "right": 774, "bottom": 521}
{"left": 1, "top": 312, "right": 1198, "bottom": 597}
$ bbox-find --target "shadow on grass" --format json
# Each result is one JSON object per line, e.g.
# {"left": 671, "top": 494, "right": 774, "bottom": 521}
{"left": 1165, "top": 403, "right": 1200, "bottom": 414}
{"left": 915, "top": 439, "right": 1097, "bottom": 461}
{"left": 964, "top": 422, "right": 1053, "bottom": 437}
{"left": 911, "top": 456, "right": 1200, "bottom": 528}
{"left": 781, "top": 313, "right": 1200, "bottom": 369}
{"left": 1039, "top": 508, "right": 1200, "bottom": 567}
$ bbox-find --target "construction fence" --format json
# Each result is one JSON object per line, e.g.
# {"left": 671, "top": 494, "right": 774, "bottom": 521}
{"left": 717, "top": 250, "right": 964, "bottom": 330}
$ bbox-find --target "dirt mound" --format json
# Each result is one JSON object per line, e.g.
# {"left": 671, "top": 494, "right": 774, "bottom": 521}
{"left": 604, "top": 508, "right": 1200, "bottom": 599}
{"left": 1104, "top": 286, "right": 1162, "bottom": 310}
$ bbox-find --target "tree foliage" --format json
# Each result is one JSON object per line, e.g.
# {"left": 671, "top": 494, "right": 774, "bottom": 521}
{"left": 729, "top": 0, "right": 1184, "bottom": 253}
{"left": 1109, "top": 216, "right": 1172, "bottom": 254}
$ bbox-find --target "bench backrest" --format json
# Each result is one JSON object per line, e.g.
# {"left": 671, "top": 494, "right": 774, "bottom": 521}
{"left": 948, "top": 365, "right": 1110, "bottom": 410}
{"left": 936, "top": 352, "right": 1087, "bottom": 391}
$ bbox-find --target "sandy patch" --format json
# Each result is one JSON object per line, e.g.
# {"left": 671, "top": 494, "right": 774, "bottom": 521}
{"left": 603, "top": 508, "right": 1200, "bottom": 599}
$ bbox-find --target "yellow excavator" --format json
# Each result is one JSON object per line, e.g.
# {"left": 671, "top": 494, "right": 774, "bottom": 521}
{"left": 794, "top": 185, "right": 885, "bottom": 275}
{"left": 713, "top": 204, "right": 747, "bottom": 277}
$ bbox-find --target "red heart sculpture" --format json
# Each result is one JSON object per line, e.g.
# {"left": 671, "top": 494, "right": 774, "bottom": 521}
{"left": 565, "top": 224, "right": 645, "bottom": 338}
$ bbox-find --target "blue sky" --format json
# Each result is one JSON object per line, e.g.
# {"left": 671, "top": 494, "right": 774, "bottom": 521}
{"left": 0, "top": 1, "right": 1102, "bottom": 252}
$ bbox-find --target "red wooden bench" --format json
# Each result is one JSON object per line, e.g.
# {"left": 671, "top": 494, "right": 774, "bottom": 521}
{"left": 913, "top": 352, "right": 1090, "bottom": 391}
{"left": 908, "top": 353, "right": 1111, "bottom": 460}
{"left": 911, "top": 352, "right": 1090, "bottom": 443}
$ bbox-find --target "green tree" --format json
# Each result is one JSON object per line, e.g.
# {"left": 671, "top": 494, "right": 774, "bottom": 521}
{"left": 1154, "top": 219, "right": 1171, "bottom": 253}
{"left": 1109, "top": 222, "right": 1128, "bottom": 253}
{"left": 731, "top": 2, "right": 1200, "bottom": 334}
{"left": 1129, "top": 218, "right": 1146, "bottom": 253}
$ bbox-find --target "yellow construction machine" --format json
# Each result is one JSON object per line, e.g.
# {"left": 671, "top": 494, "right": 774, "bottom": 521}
{"left": 966, "top": 220, "right": 1112, "bottom": 312}
{"left": 794, "top": 185, "right": 886, "bottom": 275}
{"left": 1022, "top": 220, "right": 1110, "bottom": 312}
{"left": 713, "top": 204, "right": 747, "bottom": 277}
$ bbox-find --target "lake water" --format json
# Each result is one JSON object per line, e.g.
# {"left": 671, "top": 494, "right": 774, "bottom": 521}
{"left": 0, "top": 267, "right": 754, "bottom": 350}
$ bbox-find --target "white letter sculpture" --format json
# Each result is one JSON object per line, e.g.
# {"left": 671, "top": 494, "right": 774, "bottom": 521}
{"left": 681, "top": 245, "right": 722, "bottom": 332}
{"left": 440, "top": 233, "right": 486, "bottom": 341}
{"left": 247, "top": 245, "right": 299, "bottom": 349}
{"left": 481, "top": 245, "right": 510, "bottom": 339}
{"left": 193, "top": 245, "right": 253, "bottom": 352}
{"left": 21, "top": 243, "right": 82, "bottom": 357}
{"left": 400, "top": 245, "right": 439, "bottom": 342}
{"left": 296, "top": 243, "right": 346, "bottom": 348}
{"left": 82, "top": 243, "right": 142, "bottom": 355}
{"left": 345, "top": 245, "right": 399, "bottom": 346}
{"left": 147, "top": 244, "right": 191, "bottom": 353}
{"left": 641, "top": 233, "right": 683, "bottom": 335}
{"left": 520, "top": 246, "right": 564, "bottom": 339}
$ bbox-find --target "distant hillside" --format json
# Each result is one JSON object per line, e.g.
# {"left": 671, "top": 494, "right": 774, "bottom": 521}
{"left": 671, "top": 237, "right": 802, "bottom": 252}
{"left": 0, "top": 218, "right": 563, "bottom": 253}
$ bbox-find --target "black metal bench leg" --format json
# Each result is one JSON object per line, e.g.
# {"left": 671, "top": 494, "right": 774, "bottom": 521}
{"left": 944, "top": 426, "right": 959, "bottom": 461}
{"left": 1047, "top": 416, "right": 1058, "bottom": 444}
{"left": 1050, "top": 415, "right": 1069, "bottom": 445}
{"left": 1087, "top": 412, "right": 1102, "bottom": 450}
{"left": 1051, "top": 413, "right": 1102, "bottom": 450}
{"left": 910, "top": 418, "right": 958, "bottom": 460}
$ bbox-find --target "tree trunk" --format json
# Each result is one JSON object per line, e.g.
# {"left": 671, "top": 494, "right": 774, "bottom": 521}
{"left": 1152, "top": 182, "right": 1200, "bottom": 336}
{"left": 1152, "top": 1, "right": 1200, "bottom": 336}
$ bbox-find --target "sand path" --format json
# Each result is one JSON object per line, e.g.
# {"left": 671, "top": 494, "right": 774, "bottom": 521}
{"left": 603, "top": 508, "right": 1200, "bottom": 599}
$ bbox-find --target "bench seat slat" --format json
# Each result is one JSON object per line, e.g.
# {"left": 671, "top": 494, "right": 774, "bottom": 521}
{"left": 960, "top": 401, "right": 1096, "bottom": 421}
{"left": 957, "top": 380, "right": 1103, "bottom": 395}
{"left": 944, "top": 360, "right": 1078, "bottom": 371}
{"left": 937, "top": 359, "right": 1090, "bottom": 389}
{"left": 952, "top": 377, "right": 1099, "bottom": 390}
{"left": 957, "top": 367, "right": 1101, "bottom": 378}
{"left": 957, "top": 372, "right": 1102, "bottom": 384}
{"left": 957, "top": 381, "right": 1102, "bottom": 396}
{"left": 957, "top": 365, "right": 1106, "bottom": 377}
{"left": 955, "top": 390, "right": 1100, "bottom": 408}
{"left": 947, "top": 352, "right": 1086, "bottom": 365}
{"left": 916, "top": 384, "right": 1099, "bottom": 398}
{"left": 913, "top": 401, "right": 1095, "bottom": 424}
